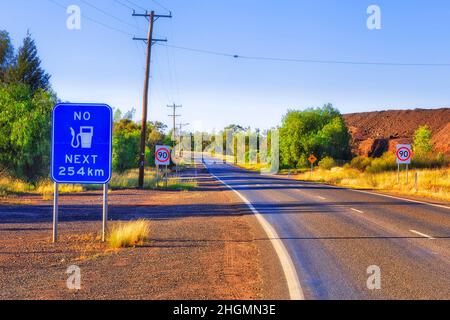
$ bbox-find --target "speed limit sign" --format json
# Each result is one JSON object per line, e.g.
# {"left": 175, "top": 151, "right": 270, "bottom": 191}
{"left": 396, "top": 144, "right": 412, "bottom": 164}
{"left": 155, "top": 145, "right": 171, "bottom": 166}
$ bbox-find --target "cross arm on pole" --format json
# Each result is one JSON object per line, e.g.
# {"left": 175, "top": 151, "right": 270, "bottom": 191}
{"left": 133, "top": 37, "right": 168, "bottom": 46}
{"left": 132, "top": 11, "right": 172, "bottom": 19}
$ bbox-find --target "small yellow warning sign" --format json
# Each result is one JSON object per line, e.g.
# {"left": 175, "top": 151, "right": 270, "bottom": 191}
{"left": 308, "top": 154, "right": 318, "bottom": 164}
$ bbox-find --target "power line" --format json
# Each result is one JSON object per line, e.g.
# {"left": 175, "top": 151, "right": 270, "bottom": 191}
{"left": 150, "top": 0, "right": 171, "bottom": 14}
{"left": 119, "top": 0, "right": 171, "bottom": 14}
{"left": 157, "top": 43, "right": 237, "bottom": 58}
{"left": 169, "top": 19, "right": 181, "bottom": 102}
{"left": 164, "top": 44, "right": 176, "bottom": 103}
{"left": 113, "top": 0, "right": 134, "bottom": 11}
{"left": 79, "top": 0, "right": 146, "bottom": 32}
{"left": 48, "top": 0, "right": 133, "bottom": 36}
{"left": 124, "top": 0, "right": 146, "bottom": 12}
{"left": 156, "top": 43, "right": 450, "bottom": 67}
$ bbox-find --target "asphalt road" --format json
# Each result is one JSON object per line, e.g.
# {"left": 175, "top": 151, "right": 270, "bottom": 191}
{"left": 200, "top": 155, "right": 450, "bottom": 300}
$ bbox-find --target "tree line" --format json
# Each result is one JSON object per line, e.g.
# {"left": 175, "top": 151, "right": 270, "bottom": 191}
{"left": 0, "top": 30, "right": 171, "bottom": 183}
{"left": 0, "top": 31, "right": 54, "bottom": 182}
{"left": 112, "top": 108, "right": 172, "bottom": 173}
{"left": 212, "top": 104, "right": 443, "bottom": 172}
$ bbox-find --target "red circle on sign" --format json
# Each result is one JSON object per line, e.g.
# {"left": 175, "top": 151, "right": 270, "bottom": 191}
{"left": 396, "top": 147, "right": 412, "bottom": 161}
{"left": 155, "top": 147, "right": 170, "bottom": 163}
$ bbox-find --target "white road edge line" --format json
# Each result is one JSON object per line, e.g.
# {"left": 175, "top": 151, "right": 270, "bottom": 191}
{"left": 350, "top": 190, "right": 450, "bottom": 210}
{"left": 350, "top": 208, "right": 364, "bottom": 214}
{"left": 317, "top": 196, "right": 326, "bottom": 200}
{"left": 409, "top": 229, "right": 435, "bottom": 240}
{"left": 207, "top": 169, "right": 305, "bottom": 300}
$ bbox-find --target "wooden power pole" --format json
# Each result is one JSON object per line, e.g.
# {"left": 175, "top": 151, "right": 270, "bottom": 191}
{"left": 178, "top": 122, "right": 189, "bottom": 156}
{"left": 133, "top": 10, "right": 171, "bottom": 188}
{"left": 167, "top": 104, "right": 182, "bottom": 143}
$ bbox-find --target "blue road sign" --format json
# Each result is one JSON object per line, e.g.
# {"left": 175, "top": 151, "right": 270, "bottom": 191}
{"left": 51, "top": 103, "right": 113, "bottom": 184}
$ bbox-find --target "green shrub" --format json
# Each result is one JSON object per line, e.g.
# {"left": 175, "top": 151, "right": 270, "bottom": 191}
{"left": 412, "top": 152, "right": 448, "bottom": 169}
{"left": 318, "top": 156, "right": 336, "bottom": 170}
{"left": 297, "top": 154, "right": 310, "bottom": 169}
{"left": 437, "top": 153, "right": 446, "bottom": 166}
{"left": 0, "top": 84, "right": 55, "bottom": 182}
{"left": 112, "top": 130, "right": 140, "bottom": 173}
{"left": 366, "top": 152, "right": 397, "bottom": 173}
{"left": 413, "top": 125, "right": 433, "bottom": 156}
{"left": 279, "top": 104, "right": 351, "bottom": 167}
{"left": 350, "top": 156, "right": 373, "bottom": 171}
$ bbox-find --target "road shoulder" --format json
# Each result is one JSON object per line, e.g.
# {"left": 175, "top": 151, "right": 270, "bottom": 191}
{"left": 0, "top": 167, "right": 289, "bottom": 299}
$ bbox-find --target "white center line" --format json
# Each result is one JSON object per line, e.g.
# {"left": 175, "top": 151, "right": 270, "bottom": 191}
{"left": 350, "top": 208, "right": 364, "bottom": 213}
{"left": 409, "top": 229, "right": 435, "bottom": 240}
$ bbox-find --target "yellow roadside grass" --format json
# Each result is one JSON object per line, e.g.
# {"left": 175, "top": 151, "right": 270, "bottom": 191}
{"left": 296, "top": 167, "right": 450, "bottom": 202}
{"left": 108, "top": 219, "right": 151, "bottom": 248}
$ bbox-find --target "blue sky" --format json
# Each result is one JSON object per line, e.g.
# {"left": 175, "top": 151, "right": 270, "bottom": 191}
{"left": 1, "top": 0, "right": 450, "bottom": 132}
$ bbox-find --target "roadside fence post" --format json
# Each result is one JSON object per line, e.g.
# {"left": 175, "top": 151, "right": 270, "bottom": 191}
{"left": 414, "top": 172, "right": 418, "bottom": 192}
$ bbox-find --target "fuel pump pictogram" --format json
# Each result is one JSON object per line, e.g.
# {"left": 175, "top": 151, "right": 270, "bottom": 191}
{"left": 70, "top": 126, "right": 94, "bottom": 149}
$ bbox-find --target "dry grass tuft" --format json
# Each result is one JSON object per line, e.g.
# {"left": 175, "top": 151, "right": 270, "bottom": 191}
{"left": 108, "top": 219, "right": 151, "bottom": 248}
{"left": 296, "top": 167, "right": 450, "bottom": 201}
{"left": 37, "top": 182, "right": 84, "bottom": 199}
{"left": 109, "top": 169, "right": 157, "bottom": 189}
{"left": 0, "top": 175, "right": 84, "bottom": 198}
{"left": 157, "top": 177, "right": 198, "bottom": 190}
{"left": 0, "top": 176, "right": 34, "bottom": 195}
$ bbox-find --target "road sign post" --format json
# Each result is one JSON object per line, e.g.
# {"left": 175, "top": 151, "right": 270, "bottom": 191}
{"left": 396, "top": 144, "right": 412, "bottom": 185}
{"left": 156, "top": 164, "right": 160, "bottom": 187}
{"left": 102, "top": 184, "right": 108, "bottom": 242}
{"left": 155, "top": 146, "right": 171, "bottom": 189}
{"left": 406, "top": 164, "right": 409, "bottom": 184}
{"left": 51, "top": 103, "right": 112, "bottom": 243}
{"left": 164, "top": 167, "right": 169, "bottom": 188}
{"left": 53, "top": 182, "right": 59, "bottom": 243}
{"left": 308, "top": 154, "right": 318, "bottom": 173}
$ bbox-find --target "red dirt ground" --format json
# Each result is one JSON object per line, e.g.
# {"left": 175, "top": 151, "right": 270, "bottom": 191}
{"left": 343, "top": 108, "right": 450, "bottom": 156}
{"left": 0, "top": 168, "right": 288, "bottom": 300}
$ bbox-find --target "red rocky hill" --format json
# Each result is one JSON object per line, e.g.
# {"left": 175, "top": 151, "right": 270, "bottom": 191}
{"left": 343, "top": 108, "right": 450, "bottom": 157}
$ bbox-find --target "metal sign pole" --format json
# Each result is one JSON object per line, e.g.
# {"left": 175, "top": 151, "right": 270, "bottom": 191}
{"left": 53, "top": 182, "right": 59, "bottom": 243}
{"left": 165, "top": 165, "right": 168, "bottom": 188}
{"left": 102, "top": 183, "right": 108, "bottom": 242}
{"left": 156, "top": 164, "right": 159, "bottom": 187}
{"left": 406, "top": 164, "right": 409, "bottom": 184}
{"left": 397, "top": 163, "right": 400, "bottom": 184}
